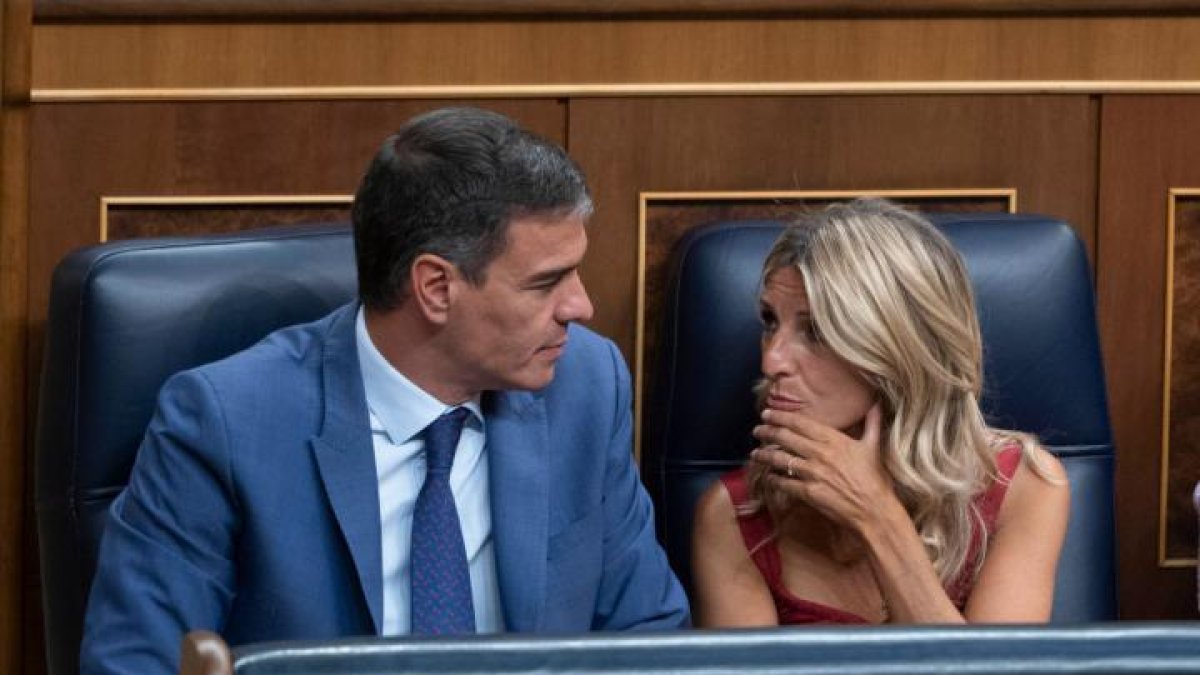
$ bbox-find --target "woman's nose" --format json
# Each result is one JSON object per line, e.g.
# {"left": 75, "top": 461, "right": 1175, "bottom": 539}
{"left": 761, "top": 331, "right": 792, "bottom": 377}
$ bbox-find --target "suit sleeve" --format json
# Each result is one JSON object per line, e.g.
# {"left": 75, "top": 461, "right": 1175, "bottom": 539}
{"left": 591, "top": 340, "right": 691, "bottom": 630}
{"left": 80, "top": 370, "right": 239, "bottom": 675}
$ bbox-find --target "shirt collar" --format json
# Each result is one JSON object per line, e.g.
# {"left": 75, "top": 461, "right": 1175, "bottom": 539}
{"left": 355, "top": 306, "right": 483, "bottom": 445}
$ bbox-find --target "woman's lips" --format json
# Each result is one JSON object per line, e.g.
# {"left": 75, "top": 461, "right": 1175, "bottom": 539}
{"left": 765, "top": 393, "right": 807, "bottom": 412}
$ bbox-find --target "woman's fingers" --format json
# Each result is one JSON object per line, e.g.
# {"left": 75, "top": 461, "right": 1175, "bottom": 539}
{"left": 861, "top": 402, "right": 884, "bottom": 450}
{"left": 760, "top": 408, "right": 832, "bottom": 442}
{"left": 752, "top": 423, "right": 829, "bottom": 465}
{"left": 751, "top": 444, "right": 799, "bottom": 475}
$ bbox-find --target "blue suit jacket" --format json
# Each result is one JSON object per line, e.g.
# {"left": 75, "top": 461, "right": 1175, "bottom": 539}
{"left": 81, "top": 304, "right": 689, "bottom": 674}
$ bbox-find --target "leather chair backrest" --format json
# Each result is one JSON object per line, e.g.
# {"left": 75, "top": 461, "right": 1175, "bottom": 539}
{"left": 36, "top": 223, "right": 358, "bottom": 675}
{"left": 643, "top": 214, "right": 1117, "bottom": 622}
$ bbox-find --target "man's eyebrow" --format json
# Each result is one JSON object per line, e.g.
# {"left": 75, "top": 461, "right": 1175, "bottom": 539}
{"left": 523, "top": 264, "right": 577, "bottom": 286}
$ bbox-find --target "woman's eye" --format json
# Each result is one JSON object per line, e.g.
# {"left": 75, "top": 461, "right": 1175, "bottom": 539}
{"left": 799, "top": 321, "right": 822, "bottom": 345}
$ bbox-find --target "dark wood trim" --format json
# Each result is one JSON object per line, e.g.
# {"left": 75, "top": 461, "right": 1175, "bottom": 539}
{"left": 33, "top": 0, "right": 1200, "bottom": 21}
{"left": 0, "top": 0, "right": 33, "bottom": 672}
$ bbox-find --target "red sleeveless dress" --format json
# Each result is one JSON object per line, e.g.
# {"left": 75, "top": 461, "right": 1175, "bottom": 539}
{"left": 719, "top": 445, "right": 1022, "bottom": 624}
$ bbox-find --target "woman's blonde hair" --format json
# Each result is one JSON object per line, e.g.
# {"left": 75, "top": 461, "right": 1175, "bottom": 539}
{"left": 748, "top": 197, "right": 1039, "bottom": 588}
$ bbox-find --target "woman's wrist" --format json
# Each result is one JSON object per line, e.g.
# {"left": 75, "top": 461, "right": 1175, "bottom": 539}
{"left": 854, "top": 490, "right": 914, "bottom": 545}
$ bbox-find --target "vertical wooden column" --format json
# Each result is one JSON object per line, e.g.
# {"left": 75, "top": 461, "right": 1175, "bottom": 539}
{"left": 0, "top": 0, "right": 32, "bottom": 672}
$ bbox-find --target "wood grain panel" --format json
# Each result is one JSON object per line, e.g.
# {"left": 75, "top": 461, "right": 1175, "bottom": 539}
{"left": 1098, "top": 96, "right": 1200, "bottom": 618}
{"left": 27, "top": 99, "right": 563, "bottom": 331}
{"left": 103, "top": 200, "right": 351, "bottom": 241}
{"left": 1165, "top": 193, "right": 1200, "bottom": 564}
{"left": 2, "top": 1, "right": 33, "bottom": 673}
{"left": 569, "top": 96, "right": 1097, "bottom": 366}
{"left": 31, "top": 0, "right": 1200, "bottom": 20}
{"left": 31, "top": 17, "right": 1200, "bottom": 92}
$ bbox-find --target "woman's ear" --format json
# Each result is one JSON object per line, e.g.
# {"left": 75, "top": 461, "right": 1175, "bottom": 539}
{"left": 860, "top": 402, "right": 884, "bottom": 444}
{"left": 873, "top": 392, "right": 896, "bottom": 432}
{"left": 409, "top": 253, "right": 456, "bottom": 325}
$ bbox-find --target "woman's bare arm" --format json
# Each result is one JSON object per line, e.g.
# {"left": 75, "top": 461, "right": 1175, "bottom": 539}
{"left": 752, "top": 406, "right": 1067, "bottom": 623}
{"left": 690, "top": 480, "right": 779, "bottom": 627}
{"left": 961, "top": 447, "right": 1069, "bottom": 622}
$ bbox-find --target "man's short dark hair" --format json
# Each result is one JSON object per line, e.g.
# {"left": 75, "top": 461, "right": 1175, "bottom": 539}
{"left": 351, "top": 107, "right": 593, "bottom": 310}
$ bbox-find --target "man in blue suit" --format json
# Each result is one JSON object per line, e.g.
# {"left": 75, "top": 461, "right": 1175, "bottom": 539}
{"left": 81, "top": 107, "right": 689, "bottom": 674}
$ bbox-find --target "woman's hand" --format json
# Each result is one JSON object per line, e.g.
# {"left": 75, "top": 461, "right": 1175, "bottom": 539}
{"left": 750, "top": 402, "right": 900, "bottom": 534}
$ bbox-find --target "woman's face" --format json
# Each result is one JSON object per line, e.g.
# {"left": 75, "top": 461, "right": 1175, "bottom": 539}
{"left": 759, "top": 266, "right": 876, "bottom": 433}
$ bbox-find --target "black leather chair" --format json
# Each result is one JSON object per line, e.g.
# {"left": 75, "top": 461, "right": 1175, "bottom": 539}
{"left": 643, "top": 213, "right": 1117, "bottom": 622}
{"left": 201, "top": 624, "right": 1200, "bottom": 674}
{"left": 36, "top": 223, "right": 358, "bottom": 675}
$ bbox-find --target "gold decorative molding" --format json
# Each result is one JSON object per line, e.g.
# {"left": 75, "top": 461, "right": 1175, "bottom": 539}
{"left": 1160, "top": 188, "right": 1200, "bottom": 568}
{"left": 633, "top": 188, "right": 1017, "bottom": 460}
{"left": 34, "top": 81, "right": 1200, "bottom": 104}
{"left": 99, "top": 194, "right": 353, "bottom": 242}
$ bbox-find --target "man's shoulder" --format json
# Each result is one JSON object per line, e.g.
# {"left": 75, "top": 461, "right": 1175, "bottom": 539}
{"left": 179, "top": 303, "right": 353, "bottom": 389}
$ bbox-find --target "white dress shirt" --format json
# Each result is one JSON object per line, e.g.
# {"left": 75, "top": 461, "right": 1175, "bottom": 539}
{"left": 355, "top": 308, "right": 505, "bottom": 634}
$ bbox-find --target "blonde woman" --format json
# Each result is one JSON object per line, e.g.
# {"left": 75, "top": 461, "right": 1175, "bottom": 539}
{"left": 692, "top": 198, "right": 1069, "bottom": 626}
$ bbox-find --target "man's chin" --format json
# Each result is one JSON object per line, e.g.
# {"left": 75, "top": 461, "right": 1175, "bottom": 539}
{"left": 502, "top": 365, "right": 557, "bottom": 392}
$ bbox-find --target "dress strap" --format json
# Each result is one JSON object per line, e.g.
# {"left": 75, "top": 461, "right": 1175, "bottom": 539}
{"left": 720, "top": 469, "right": 783, "bottom": 583}
{"left": 947, "top": 443, "right": 1024, "bottom": 606}
{"left": 977, "top": 443, "right": 1023, "bottom": 525}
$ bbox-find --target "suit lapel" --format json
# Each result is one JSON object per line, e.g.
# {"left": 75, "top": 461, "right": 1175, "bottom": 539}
{"left": 309, "top": 304, "right": 384, "bottom": 633}
{"left": 486, "top": 390, "right": 549, "bottom": 632}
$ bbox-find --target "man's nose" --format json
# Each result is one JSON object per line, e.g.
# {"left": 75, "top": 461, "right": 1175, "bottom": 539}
{"left": 558, "top": 273, "right": 594, "bottom": 323}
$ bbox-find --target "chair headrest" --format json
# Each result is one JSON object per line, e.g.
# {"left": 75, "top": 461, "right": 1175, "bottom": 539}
{"left": 646, "top": 213, "right": 1111, "bottom": 473}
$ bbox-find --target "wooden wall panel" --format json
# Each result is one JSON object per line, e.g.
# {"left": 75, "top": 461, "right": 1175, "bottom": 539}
{"left": 569, "top": 95, "right": 1098, "bottom": 365}
{"left": 1, "top": 1, "right": 32, "bottom": 674}
{"left": 31, "top": 0, "right": 1200, "bottom": 20}
{"left": 27, "top": 99, "right": 564, "bottom": 330}
{"left": 1166, "top": 194, "right": 1200, "bottom": 562}
{"left": 103, "top": 201, "right": 352, "bottom": 241}
{"left": 30, "top": 17, "right": 1200, "bottom": 93}
{"left": 1098, "top": 96, "right": 1200, "bottom": 619}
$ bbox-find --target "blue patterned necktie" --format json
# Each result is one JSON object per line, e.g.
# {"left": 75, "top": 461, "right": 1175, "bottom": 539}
{"left": 410, "top": 407, "right": 475, "bottom": 635}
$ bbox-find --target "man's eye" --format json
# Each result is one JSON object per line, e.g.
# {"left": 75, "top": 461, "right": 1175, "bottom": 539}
{"left": 529, "top": 277, "right": 562, "bottom": 292}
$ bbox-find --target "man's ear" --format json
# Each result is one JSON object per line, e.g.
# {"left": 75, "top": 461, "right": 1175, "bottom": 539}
{"left": 410, "top": 253, "right": 458, "bottom": 325}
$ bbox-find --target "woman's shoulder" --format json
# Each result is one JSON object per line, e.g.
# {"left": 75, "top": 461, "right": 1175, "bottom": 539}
{"left": 991, "top": 436, "right": 1069, "bottom": 528}
{"left": 991, "top": 435, "right": 1067, "bottom": 484}
{"left": 988, "top": 429, "right": 1065, "bottom": 478}
{"left": 695, "top": 467, "right": 748, "bottom": 525}
{"left": 692, "top": 469, "right": 759, "bottom": 572}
